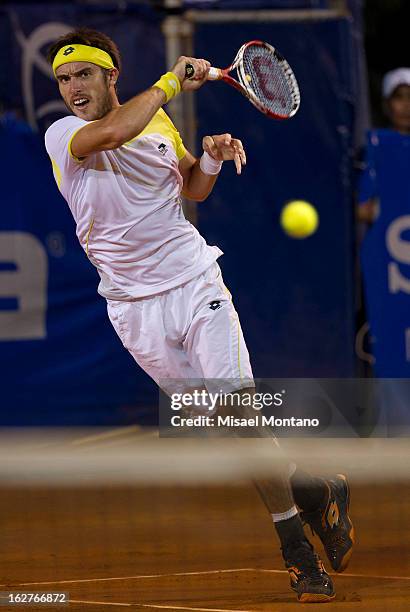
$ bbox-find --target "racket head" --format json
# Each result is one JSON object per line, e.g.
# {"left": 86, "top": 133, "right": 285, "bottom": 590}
{"left": 227, "top": 40, "right": 301, "bottom": 120}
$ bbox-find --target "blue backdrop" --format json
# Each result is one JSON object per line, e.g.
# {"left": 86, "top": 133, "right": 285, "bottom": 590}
{"left": 360, "top": 129, "right": 410, "bottom": 377}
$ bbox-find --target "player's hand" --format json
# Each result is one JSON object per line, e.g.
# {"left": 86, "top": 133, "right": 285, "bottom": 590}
{"left": 171, "top": 56, "right": 210, "bottom": 91}
{"left": 202, "top": 134, "right": 246, "bottom": 175}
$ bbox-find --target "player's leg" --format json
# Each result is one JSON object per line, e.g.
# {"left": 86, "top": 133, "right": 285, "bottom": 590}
{"left": 183, "top": 264, "right": 335, "bottom": 602}
{"left": 230, "top": 390, "right": 335, "bottom": 602}
{"left": 253, "top": 472, "right": 335, "bottom": 603}
{"left": 234, "top": 392, "right": 354, "bottom": 575}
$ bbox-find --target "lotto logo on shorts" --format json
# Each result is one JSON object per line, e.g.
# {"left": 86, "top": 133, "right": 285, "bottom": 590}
{"left": 209, "top": 300, "right": 222, "bottom": 311}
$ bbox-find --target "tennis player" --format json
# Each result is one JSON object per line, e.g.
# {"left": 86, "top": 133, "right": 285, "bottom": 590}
{"left": 45, "top": 28, "right": 353, "bottom": 603}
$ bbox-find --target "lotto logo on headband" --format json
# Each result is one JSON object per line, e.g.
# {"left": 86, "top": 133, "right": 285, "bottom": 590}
{"left": 63, "top": 47, "right": 75, "bottom": 56}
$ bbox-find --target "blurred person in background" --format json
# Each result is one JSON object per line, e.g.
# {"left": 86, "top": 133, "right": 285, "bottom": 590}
{"left": 358, "top": 68, "right": 410, "bottom": 224}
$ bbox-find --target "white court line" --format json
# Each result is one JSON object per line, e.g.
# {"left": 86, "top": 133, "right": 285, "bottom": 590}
{"left": 70, "top": 602, "right": 131, "bottom": 608}
{"left": 140, "top": 606, "right": 251, "bottom": 612}
{"left": 3, "top": 566, "right": 410, "bottom": 590}
{"left": 0, "top": 569, "right": 253, "bottom": 588}
{"left": 70, "top": 601, "right": 251, "bottom": 612}
{"left": 257, "top": 568, "right": 410, "bottom": 581}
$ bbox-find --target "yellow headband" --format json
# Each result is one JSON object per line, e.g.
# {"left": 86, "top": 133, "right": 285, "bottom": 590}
{"left": 53, "top": 44, "right": 115, "bottom": 76}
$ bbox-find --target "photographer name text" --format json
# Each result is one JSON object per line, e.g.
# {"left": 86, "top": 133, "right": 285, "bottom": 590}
{"left": 170, "top": 415, "right": 320, "bottom": 428}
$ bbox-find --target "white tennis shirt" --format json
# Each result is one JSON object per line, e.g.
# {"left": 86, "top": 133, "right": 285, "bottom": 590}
{"left": 45, "top": 109, "right": 222, "bottom": 299}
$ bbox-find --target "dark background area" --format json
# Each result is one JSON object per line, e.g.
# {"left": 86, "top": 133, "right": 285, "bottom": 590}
{"left": 363, "top": 0, "right": 408, "bottom": 126}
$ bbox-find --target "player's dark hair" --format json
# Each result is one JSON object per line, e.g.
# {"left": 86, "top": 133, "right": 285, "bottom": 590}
{"left": 46, "top": 27, "right": 122, "bottom": 72}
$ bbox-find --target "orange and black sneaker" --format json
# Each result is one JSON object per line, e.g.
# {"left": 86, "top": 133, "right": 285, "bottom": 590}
{"left": 301, "top": 474, "right": 355, "bottom": 573}
{"left": 283, "top": 539, "right": 335, "bottom": 603}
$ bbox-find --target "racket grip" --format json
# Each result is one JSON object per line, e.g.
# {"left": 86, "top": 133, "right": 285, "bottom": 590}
{"left": 185, "top": 63, "right": 222, "bottom": 81}
{"left": 207, "top": 67, "right": 222, "bottom": 81}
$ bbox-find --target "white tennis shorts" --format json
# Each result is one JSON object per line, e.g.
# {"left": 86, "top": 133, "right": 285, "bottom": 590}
{"left": 106, "top": 263, "right": 254, "bottom": 396}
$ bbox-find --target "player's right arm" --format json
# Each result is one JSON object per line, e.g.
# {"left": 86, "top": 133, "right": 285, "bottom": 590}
{"left": 70, "top": 57, "right": 210, "bottom": 160}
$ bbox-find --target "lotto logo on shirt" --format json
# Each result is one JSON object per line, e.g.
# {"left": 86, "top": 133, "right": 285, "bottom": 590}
{"left": 158, "top": 143, "right": 168, "bottom": 156}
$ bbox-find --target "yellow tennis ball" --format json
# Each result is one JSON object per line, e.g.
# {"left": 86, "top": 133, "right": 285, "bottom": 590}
{"left": 280, "top": 200, "right": 319, "bottom": 239}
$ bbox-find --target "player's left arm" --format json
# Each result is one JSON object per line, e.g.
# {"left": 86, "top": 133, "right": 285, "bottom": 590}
{"left": 179, "top": 134, "right": 246, "bottom": 202}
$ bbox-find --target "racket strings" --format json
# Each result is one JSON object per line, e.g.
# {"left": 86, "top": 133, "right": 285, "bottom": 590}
{"left": 240, "top": 45, "right": 299, "bottom": 117}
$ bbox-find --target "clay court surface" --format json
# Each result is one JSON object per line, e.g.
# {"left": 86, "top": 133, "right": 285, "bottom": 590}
{"left": 1, "top": 472, "right": 409, "bottom": 611}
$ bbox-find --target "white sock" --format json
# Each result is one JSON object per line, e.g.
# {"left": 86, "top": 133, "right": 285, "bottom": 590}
{"left": 271, "top": 505, "right": 298, "bottom": 523}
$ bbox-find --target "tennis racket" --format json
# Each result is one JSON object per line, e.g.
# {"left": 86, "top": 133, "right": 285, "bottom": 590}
{"left": 185, "top": 40, "right": 300, "bottom": 120}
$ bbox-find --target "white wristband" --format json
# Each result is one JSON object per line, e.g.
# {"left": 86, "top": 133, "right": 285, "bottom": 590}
{"left": 199, "top": 151, "right": 223, "bottom": 175}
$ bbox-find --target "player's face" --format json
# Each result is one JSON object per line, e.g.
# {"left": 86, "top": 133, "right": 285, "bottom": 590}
{"left": 387, "top": 85, "right": 410, "bottom": 134}
{"left": 56, "top": 61, "right": 113, "bottom": 121}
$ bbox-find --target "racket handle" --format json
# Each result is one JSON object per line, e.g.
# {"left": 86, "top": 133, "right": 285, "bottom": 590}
{"left": 184, "top": 63, "right": 222, "bottom": 81}
{"left": 207, "top": 67, "right": 222, "bottom": 81}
